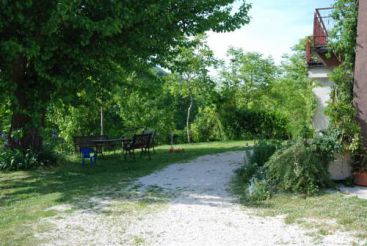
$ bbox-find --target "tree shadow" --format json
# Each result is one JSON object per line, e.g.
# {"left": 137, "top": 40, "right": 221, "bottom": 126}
{"left": 0, "top": 145, "right": 248, "bottom": 215}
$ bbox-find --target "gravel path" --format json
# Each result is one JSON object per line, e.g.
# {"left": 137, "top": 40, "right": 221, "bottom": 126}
{"left": 36, "top": 151, "right": 355, "bottom": 245}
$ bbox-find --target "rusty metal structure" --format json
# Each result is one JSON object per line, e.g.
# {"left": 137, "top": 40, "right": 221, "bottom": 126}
{"left": 307, "top": 2, "right": 367, "bottom": 149}
{"left": 306, "top": 7, "right": 340, "bottom": 68}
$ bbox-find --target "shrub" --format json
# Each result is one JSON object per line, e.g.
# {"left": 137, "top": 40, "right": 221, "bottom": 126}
{"left": 247, "top": 177, "right": 271, "bottom": 201}
{"left": 311, "top": 128, "right": 343, "bottom": 163}
{"left": 237, "top": 132, "right": 341, "bottom": 198}
{"left": 236, "top": 140, "right": 280, "bottom": 201}
{"left": 219, "top": 107, "right": 290, "bottom": 140}
{"left": 236, "top": 161, "right": 259, "bottom": 183}
{"left": 0, "top": 148, "right": 57, "bottom": 171}
{"left": 191, "top": 106, "right": 226, "bottom": 142}
{"left": 265, "top": 140, "right": 334, "bottom": 195}
{"left": 237, "top": 140, "right": 279, "bottom": 182}
{"left": 250, "top": 140, "right": 281, "bottom": 166}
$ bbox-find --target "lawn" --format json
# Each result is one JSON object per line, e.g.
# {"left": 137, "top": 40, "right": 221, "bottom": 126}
{"left": 255, "top": 193, "right": 367, "bottom": 240}
{"left": 0, "top": 141, "right": 250, "bottom": 244}
{"left": 232, "top": 171, "right": 367, "bottom": 242}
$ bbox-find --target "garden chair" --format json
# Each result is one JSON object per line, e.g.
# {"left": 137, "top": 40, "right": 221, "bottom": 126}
{"left": 80, "top": 147, "right": 97, "bottom": 167}
{"left": 122, "top": 133, "right": 153, "bottom": 160}
{"left": 143, "top": 129, "right": 156, "bottom": 154}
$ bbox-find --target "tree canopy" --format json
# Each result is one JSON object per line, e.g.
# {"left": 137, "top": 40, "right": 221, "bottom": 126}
{"left": 0, "top": 0, "right": 251, "bottom": 151}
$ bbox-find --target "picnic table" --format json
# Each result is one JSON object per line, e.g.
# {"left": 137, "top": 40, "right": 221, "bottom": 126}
{"left": 90, "top": 137, "right": 125, "bottom": 154}
{"left": 73, "top": 129, "right": 155, "bottom": 158}
{"left": 90, "top": 138, "right": 125, "bottom": 145}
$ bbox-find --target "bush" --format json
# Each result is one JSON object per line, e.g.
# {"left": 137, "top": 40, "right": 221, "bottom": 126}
{"left": 236, "top": 131, "right": 344, "bottom": 199}
{"left": 191, "top": 106, "right": 226, "bottom": 142}
{"left": 219, "top": 106, "right": 290, "bottom": 140}
{"left": 265, "top": 140, "right": 334, "bottom": 195}
{"left": 247, "top": 177, "right": 271, "bottom": 201}
{"left": 237, "top": 140, "right": 279, "bottom": 182}
{"left": 311, "top": 128, "right": 343, "bottom": 163}
{"left": 236, "top": 161, "right": 259, "bottom": 183}
{"left": 168, "top": 129, "right": 187, "bottom": 144}
{"left": 250, "top": 140, "right": 281, "bottom": 166}
{"left": 236, "top": 140, "right": 280, "bottom": 201}
{"left": 0, "top": 148, "right": 57, "bottom": 171}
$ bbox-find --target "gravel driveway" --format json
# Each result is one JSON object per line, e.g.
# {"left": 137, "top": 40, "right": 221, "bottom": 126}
{"left": 36, "top": 151, "right": 355, "bottom": 245}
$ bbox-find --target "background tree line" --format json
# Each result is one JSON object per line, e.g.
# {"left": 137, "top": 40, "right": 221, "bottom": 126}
{"left": 1, "top": 35, "right": 315, "bottom": 151}
{"left": 0, "top": 1, "right": 316, "bottom": 155}
{"left": 0, "top": 0, "right": 251, "bottom": 152}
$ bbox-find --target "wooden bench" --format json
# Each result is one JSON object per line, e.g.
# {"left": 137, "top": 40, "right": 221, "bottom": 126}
{"left": 122, "top": 133, "right": 153, "bottom": 160}
{"left": 143, "top": 129, "right": 156, "bottom": 153}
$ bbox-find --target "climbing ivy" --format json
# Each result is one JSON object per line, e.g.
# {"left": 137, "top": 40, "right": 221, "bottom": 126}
{"left": 327, "top": 0, "right": 360, "bottom": 152}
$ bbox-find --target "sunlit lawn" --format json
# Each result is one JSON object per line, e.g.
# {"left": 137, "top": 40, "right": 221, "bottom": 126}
{"left": 232, "top": 171, "right": 367, "bottom": 242}
{"left": 256, "top": 193, "right": 367, "bottom": 240}
{"left": 0, "top": 140, "right": 250, "bottom": 244}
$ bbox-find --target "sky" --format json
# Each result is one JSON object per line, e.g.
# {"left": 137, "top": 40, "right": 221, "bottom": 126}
{"left": 207, "top": 0, "right": 335, "bottom": 64}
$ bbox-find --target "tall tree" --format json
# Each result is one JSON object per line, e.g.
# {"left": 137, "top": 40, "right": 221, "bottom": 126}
{"left": 272, "top": 40, "right": 315, "bottom": 138}
{"left": 217, "top": 44, "right": 315, "bottom": 139}
{"left": 0, "top": 0, "right": 250, "bottom": 151}
{"left": 220, "top": 49, "right": 279, "bottom": 109}
{"left": 166, "top": 35, "right": 217, "bottom": 143}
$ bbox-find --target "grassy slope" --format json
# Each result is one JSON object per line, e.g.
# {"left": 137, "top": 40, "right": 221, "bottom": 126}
{"left": 0, "top": 141, "right": 249, "bottom": 244}
{"left": 256, "top": 193, "right": 367, "bottom": 239}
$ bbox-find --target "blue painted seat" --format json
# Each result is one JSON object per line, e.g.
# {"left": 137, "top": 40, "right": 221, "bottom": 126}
{"left": 80, "top": 147, "right": 97, "bottom": 167}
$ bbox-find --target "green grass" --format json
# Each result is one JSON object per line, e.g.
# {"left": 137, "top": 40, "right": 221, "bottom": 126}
{"left": 232, "top": 170, "right": 367, "bottom": 242}
{"left": 255, "top": 193, "right": 367, "bottom": 239}
{"left": 0, "top": 140, "right": 249, "bottom": 245}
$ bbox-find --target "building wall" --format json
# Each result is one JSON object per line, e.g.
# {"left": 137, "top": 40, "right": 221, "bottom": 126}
{"left": 308, "top": 67, "right": 352, "bottom": 179}
{"left": 354, "top": 0, "right": 367, "bottom": 148}
{"left": 308, "top": 67, "right": 333, "bottom": 132}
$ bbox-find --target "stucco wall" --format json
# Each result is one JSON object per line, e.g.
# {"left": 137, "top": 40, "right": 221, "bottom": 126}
{"left": 354, "top": 0, "right": 367, "bottom": 148}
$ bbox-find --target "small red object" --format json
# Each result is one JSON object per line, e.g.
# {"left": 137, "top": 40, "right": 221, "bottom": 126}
{"left": 169, "top": 146, "right": 185, "bottom": 153}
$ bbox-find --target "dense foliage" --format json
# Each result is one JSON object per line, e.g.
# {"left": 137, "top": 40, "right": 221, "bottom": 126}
{"left": 327, "top": 0, "right": 360, "bottom": 152}
{"left": 238, "top": 132, "right": 341, "bottom": 200}
{"left": 240, "top": 128, "right": 345, "bottom": 200}
{"left": 265, "top": 138, "right": 336, "bottom": 195}
{"left": 0, "top": 1, "right": 319, "bottom": 171}
{"left": 236, "top": 140, "right": 280, "bottom": 201}
{"left": 1, "top": 35, "right": 316, "bottom": 152}
{"left": 219, "top": 108, "right": 289, "bottom": 140}
{"left": 0, "top": 148, "right": 57, "bottom": 171}
{"left": 0, "top": 0, "right": 251, "bottom": 152}
{"left": 190, "top": 43, "right": 315, "bottom": 143}
{"left": 235, "top": 1, "right": 361, "bottom": 200}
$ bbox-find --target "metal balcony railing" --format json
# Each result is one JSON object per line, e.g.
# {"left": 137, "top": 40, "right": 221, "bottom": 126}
{"left": 306, "top": 36, "right": 322, "bottom": 66}
{"left": 313, "top": 7, "right": 334, "bottom": 47}
{"left": 306, "top": 7, "right": 340, "bottom": 67}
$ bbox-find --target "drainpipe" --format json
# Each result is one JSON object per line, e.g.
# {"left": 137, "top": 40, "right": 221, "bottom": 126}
{"left": 354, "top": 0, "right": 367, "bottom": 148}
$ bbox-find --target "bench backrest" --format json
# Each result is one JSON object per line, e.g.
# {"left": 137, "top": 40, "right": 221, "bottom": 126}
{"left": 132, "top": 133, "right": 152, "bottom": 149}
{"left": 143, "top": 129, "right": 156, "bottom": 146}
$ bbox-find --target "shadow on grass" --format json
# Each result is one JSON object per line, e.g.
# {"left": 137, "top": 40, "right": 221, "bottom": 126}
{"left": 0, "top": 142, "right": 249, "bottom": 213}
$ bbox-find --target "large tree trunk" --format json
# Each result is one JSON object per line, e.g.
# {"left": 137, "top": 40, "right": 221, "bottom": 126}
{"left": 186, "top": 92, "right": 193, "bottom": 143}
{"left": 9, "top": 111, "right": 44, "bottom": 152}
{"left": 8, "top": 59, "right": 49, "bottom": 152}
